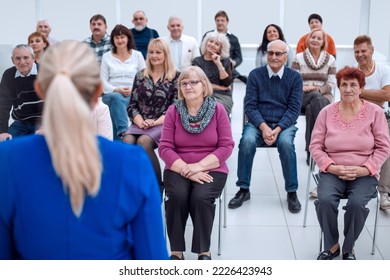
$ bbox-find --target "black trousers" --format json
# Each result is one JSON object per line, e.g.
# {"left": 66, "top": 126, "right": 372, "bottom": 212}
{"left": 164, "top": 170, "right": 227, "bottom": 254}
{"left": 302, "top": 92, "right": 330, "bottom": 151}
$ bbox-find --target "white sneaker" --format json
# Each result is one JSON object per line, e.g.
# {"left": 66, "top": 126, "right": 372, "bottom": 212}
{"left": 380, "top": 193, "right": 390, "bottom": 210}
{"left": 309, "top": 187, "right": 318, "bottom": 198}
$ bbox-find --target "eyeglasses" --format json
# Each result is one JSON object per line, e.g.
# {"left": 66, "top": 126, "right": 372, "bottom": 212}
{"left": 267, "top": 51, "right": 287, "bottom": 57}
{"left": 180, "top": 80, "right": 201, "bottom": 88}
{"left": 133, "top": 17, "right": 145, "bottom": 21}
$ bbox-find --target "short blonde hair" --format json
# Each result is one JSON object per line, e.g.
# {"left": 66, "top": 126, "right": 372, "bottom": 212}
{"left": 37, "top": 40, "right": 102, "bottom": 217}
{"left": 306, "top": 28, "right": 328, "bottom": 52}
{"left": 177, "top": 66, "right": 213, "bottom": 100}
{"left": 200, "top": 32, "right": 230, "bottom": 59}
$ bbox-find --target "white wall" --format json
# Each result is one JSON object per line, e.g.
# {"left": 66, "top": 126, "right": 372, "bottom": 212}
{"left": 0, "top": 0, "right": 389, "bottom": 75}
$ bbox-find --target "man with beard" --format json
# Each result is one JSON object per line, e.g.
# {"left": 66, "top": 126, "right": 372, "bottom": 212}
{"left": 131, "top": 10, "right": 159, "bottom": 59}
{"left": 83, "top": 14, "right": 111, "bottom": 63}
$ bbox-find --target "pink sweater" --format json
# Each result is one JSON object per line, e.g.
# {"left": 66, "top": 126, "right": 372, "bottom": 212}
{"left": 309, "top": 100, "right": 390, "bottom": 178}
{"left": 158, "top": 102, "right": 234, "bottom": 174}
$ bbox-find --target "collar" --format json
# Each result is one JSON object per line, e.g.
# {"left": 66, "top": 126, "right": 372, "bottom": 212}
{"left": 15, "top": 63, "right": 38, "bottom": 78}
{"left": 169, "top": 35, "right": 182, "bottom": 42}
{"left": 91, "top": 33, "right": 109, "bottom": 44}
{"left": 266, "top": 65, "right": 284, "bottom": 78}
{"left": 213, "top": 29, "right": 231, "bottom": 35}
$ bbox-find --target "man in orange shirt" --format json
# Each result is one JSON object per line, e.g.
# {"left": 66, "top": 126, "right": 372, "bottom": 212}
{"left": 296, "top": 13, "right": 336, "bottom": 58}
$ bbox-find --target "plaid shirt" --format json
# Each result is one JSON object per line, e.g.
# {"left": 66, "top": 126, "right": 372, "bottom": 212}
{"left": 83, "top": 33, "right": 111, "bottom": 63}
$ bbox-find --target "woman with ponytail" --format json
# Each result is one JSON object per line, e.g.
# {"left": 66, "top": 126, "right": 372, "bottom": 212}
{"left": 0, "top": 40, "right": 168, "bottom": 260}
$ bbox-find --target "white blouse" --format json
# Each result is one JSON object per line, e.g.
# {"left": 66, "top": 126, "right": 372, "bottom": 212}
{"left": 100, "top": 50, "right": 145, "bottom": 93}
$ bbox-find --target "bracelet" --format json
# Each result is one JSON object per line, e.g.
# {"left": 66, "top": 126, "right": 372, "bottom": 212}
{"left": 218, "top": 67, "right": 225, "bottom": 72}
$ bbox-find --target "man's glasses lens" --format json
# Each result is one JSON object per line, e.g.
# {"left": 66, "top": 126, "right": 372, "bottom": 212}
{"left": 267, "top": 51, "right": 286, "bottom": 57}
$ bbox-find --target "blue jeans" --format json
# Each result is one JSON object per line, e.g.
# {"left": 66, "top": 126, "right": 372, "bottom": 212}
{"left": 9, "top": 121, "right": 40, "bottom": 137}
{"left": 236, "top": 122, "right": 299, "bottom": 192}
{"left": 102, "top": 92, "right": 130, "bottom": 140}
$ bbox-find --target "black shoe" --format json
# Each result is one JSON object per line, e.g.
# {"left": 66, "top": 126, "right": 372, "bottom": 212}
{"left": 198, "top": 254, "right": 211, "bottom": 260}
{"left": 287, "top": 192, "right": 301, "bottom": 213}
{"left": 228, "top": 189, "right": 250, "bottom": 209}
{"left": 317, "top": 247, "right": 340, "bottom": 260}
{"left": 170, "top": 254, "right": 184, "bottom": 260}
{"left": 342, "top": 253, "right": 356, "bottom": 260}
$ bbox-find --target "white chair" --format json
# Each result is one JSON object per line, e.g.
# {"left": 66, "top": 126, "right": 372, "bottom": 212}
{"left": 303, "top": 156, "right": 318, "bottom": 227}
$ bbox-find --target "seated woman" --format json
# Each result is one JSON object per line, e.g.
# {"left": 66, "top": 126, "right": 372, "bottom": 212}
{"left": 123, "top": 38, "right": 179, "bottom": 192}
{"left": 192, "top": 32, "right": 233, "bottom": 117}
{"left": 0, "top": 41, "right": 168, "bottom": 260}
{"left": 28, "top": 31, "right": 49, "bottom": 64}
{"left": 255, "top": 23, "right": 294, "bottom": 68}
{"left": 291, "top": 28, "right": 336, "bottom": 165}
{"left": 92, "top": 97, "right": 113, "bottom": 140}
{"left": 310, "top": 66, "right": 390, "bottom": 260}
{"left": 158, "top": 66, "right": 234, "bottom": 260}
{"left": 100, "top": 24, "right": 145, "bottom": 140}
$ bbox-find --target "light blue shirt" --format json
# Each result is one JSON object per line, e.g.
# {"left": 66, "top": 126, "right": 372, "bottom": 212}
{"left": 15, "top": 63, "right": 38, "bottom": 78}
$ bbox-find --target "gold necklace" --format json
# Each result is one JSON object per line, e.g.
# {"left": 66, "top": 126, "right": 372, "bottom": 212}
{"left": 358, "top": 61, "right": 375, "bottom": 76}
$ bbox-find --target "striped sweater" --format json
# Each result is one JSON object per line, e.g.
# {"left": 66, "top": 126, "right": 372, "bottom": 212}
{"left": 291, "top": 49, "right": 336, "bottom": 102}
{"left": 0, "top": 66, "right": 43, "bottom": 133}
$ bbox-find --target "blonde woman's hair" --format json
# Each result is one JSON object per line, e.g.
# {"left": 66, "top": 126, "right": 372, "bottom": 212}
{"left": 200, "top": 32, "right": 230, "bottom": 59}
{"left": 306, "top": 28, "right": 328, "bottom": 52}
{"left": 37, "top": 40, "right": 102, "bottom": 217}
{"left": 177, "top": 66, "right": 213, "bottom": 100}
{"left": 143, "top": 38, "right": 177, "bottom": 80}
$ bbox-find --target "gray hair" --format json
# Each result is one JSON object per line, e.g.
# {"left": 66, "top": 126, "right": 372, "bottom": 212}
{"left": 267, "top": 39, "right": 289, "bottom": 53}
{"left": 200, "top": 32, "right": 230, "bottom": 59}
{"left": 168, "top": 15, "right": 183, "bottom": 25}
{"left": 12, "top": 44, "right": 35, "bottom": 58}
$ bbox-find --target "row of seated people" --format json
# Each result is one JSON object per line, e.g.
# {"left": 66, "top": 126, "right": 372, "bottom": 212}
{"left": 1, "top": 10, "right": 390, "bottom": 261}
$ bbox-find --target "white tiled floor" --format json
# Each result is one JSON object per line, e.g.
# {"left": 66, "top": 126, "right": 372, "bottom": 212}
{"left": 169, "top": 81, "right": 390, "bottom": 260}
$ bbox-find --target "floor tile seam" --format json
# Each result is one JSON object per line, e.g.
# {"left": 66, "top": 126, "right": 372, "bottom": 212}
{"left": 267, "top": 151, "right": 297, "bottom": 259}
{"left": 265, "top": 148, "right": 299, "bottom": 259}
{"left": 362, "top": 225, "right": 385, "bottom": 259}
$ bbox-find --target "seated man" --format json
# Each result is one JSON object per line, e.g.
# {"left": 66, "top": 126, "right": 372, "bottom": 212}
{"left": 228, "top": 40, "right": 303, "bottom": 213}
{"left": 0, "top": 44, "right": 43, "bottom": 141}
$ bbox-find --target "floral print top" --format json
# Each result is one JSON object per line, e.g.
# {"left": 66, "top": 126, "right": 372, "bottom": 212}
{"left": 128, "top": 70, "right": 180, "bottom": 121}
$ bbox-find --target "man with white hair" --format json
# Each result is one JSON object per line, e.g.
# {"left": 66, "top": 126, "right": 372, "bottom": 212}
{"left": 161, "top": 16, "right": 200, "bottom": 71}
{"left": 130, "top": 10, "right": 159, "bottom": 59}
{"left": 36, "top": 19, "right": 59, "bottom": 45}
{"left": 228, "top": 40, "right": 303, "bottom": 213}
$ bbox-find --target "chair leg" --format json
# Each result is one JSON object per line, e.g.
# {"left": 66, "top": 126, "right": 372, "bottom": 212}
{"left": 303, "top": 156, "right": 315, "bottom": 227}
{"left": 162, "top": 190, "right": 169, "bottom": 247}
{"left": 223, "top": 188, "right": 227, "bottom": 228}
{"left": 319, "top": 229, "right": 323, "bottom": 254}
{"left": 218, "top": 194, "right": 222, "bottom": 256}
{"left": 372, "top": 189, "right": 380, "bottom": 255}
